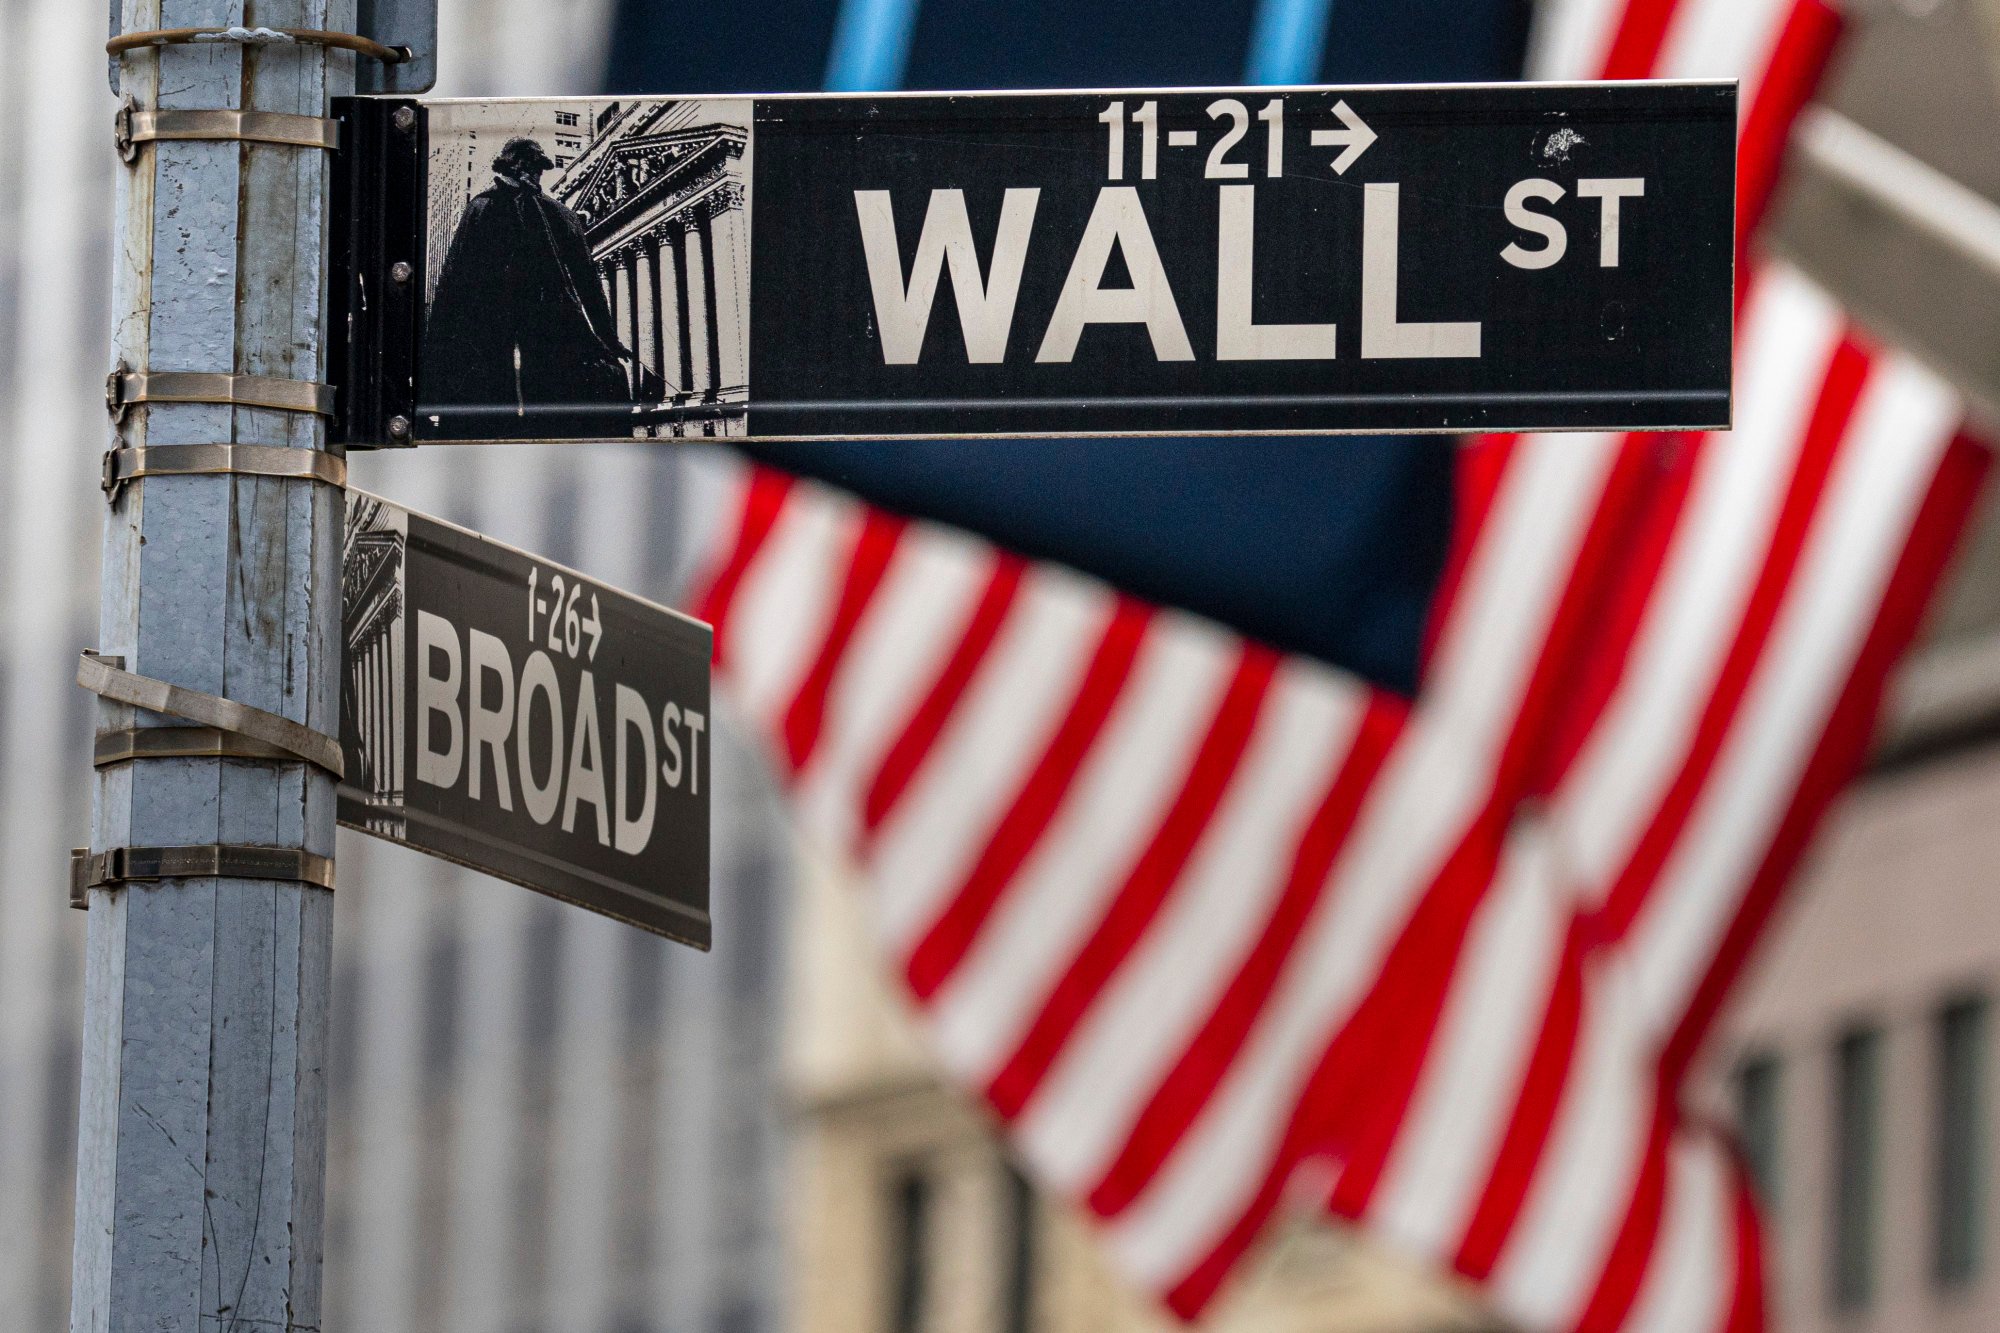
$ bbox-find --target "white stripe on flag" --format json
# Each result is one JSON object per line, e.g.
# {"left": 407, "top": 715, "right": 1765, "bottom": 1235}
{"left": 726, "top": 493, "right": 853, "bottom": 729}
{"left": 926, "top": 617, "right": 1239, "bottom": 1084}
{"left": 1367, "top": 822, "right": 1568, "bottom": 1256}
{"left": 1526, "top": 0, "right": 1628, "bottom": 78}
{"left": 869, "top": 567, "right": 1117, "bottom": 952}
{"left": 1568, "top": 267, "right": 1842, "bottom": 901}
{"left": 1487, "top": 986, "right": 1648, "bottom": 1327}
{"left": 1017, "top": 664, "right": 1367, "bottom": 1191}
{"left": 1105, "top": 438, "right": 1620, "bottom": 1288}
{"left": 1623, "top": 1140, "right": 1736, "bottom": 1333}
{"left": 1493, "top": 349, "right": 1957, "bottom": 1329}
{"left": 1365, "top": 270, "right": 1838, "bottom": 1261}
{"left": 794, "top": 522, "right": 995, "bottom": 848}
{"left": 1657, "top": 0, "right": 1797, "bottom": 107}
{"left": 1630, "top": 352, "right": 1959, "bottom": 1025}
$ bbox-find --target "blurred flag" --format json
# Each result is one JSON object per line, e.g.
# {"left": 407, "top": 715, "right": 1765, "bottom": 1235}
{"left": 621, "top": 0, "right": 1994, "bottom": 1328}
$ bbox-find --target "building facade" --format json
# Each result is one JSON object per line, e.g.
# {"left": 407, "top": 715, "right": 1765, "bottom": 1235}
{"left": 553, "top": 101, "right": 751, "bottom": 411}
{"left": 1706, "top": 742, "right": 2000, "bottom": 1333}
{"left": 785, "top": 855, "right": 1506, "bottom": 1333}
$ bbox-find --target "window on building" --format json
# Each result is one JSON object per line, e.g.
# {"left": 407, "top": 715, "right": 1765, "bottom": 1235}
{"left": 1001, "top": 1163, "right": 1038, "bottom": 1333}
{"left": 419, "top": 929, "right": 462, "bottom": 1096}
{"left": 887, "top": 1164, "right": 932, "bottom": 1333}
{"left": 1935, "top": 995, "right": 1987, "bottom": 1289}
{"left": 556, "top": 111, "right": 580, "bottom": 126}
{"left": 1735, "top": 1051, "right": 1782, "bottom": 1211}
{"left": 1832, "top": 1025, "right": 1883, "bottom": 1312}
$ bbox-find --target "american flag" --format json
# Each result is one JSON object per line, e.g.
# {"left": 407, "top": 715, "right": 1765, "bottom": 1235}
{"left": 687, "top": 0, "right": 1990, "bottom": 1327}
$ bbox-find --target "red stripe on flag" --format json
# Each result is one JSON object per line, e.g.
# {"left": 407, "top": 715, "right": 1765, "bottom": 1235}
{"left": 1597, "top": 0, "right": 1680, "bottom": 78}
{"left": 1737, "top": 0, "right": 1842, "bottom": 249}
{"left": 692, "top": 468, "right": 794, "bottom": 668}
{"left": 1592, "top": 339, "right": 1868, "bottom": 943}
{"left": 1455, "top": 923, "right": 1588, "bottom": 1278}
{"left": 782, "top": 509, "right": 909, "bottom": 773}
{"left": 1660, "top": 432, "right": 1991, "bottom": 1085}
{"left": 1422, "top": 434, "right": 1518, "bottom": 670}
{"left": 1568, "top": 1105, "right": 1674, "bottom": 1333}
{"left": 1293, "top": 442, "right": 1675, "bottom": 1218}
{"left": 904, "top": 598, "right": 1154, "bottom": 1000}
{"left": 1723, "top": 1156, "right": 1769, "bottom": 1333}
{"left": 1319, "top": 809, "right": 1512, "bottom": 1217}
{"left": 861, "top": 554, "right": 1028, "bottom": 836}
{"left": 1529, "top": 436, "right": 1700, "bottom": 795}
{"left": 987, "top": 644, "right": 1281, "bottom": 1119}
{"left": 1455, "top": 341, "right": 1869, "bottom": 1276}
{"left": 1161, "top": 1138, "right": 1301, "bottom": 1317}
{"left": 1086, "top": 693, "right": 1406, "bottom": 1217}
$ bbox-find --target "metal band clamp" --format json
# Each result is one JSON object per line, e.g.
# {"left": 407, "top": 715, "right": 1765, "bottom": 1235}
{"left": 101, "top": 444, "right": 346, "bottom": 503}
{"left": 78, "top": 652, "right": 344, "bottom": 780}
{"left": 71, "top": 844, "right": 335, "bottom": 908}
{"left": 107, "top": 369, "right": 337, "bottom": 421}
{"left": 106, "top": 26, "right": 410, "bottom": 66}
{"left": 94, "top": 726, "right": 298, "bottom": 768}
{"left": 115, "top": 101, "right": 341, "bottom": 164}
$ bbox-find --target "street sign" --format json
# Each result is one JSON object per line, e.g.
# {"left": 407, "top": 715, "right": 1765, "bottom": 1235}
{"left": 331, "top": 81, "right": 1737, "bottom": 446}
{"left": 338, "top": 491, "right": 712, "bottom": 947}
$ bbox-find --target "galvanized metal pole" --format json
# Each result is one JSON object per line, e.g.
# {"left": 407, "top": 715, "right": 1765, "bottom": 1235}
{"left": 73, "top": 2, "right": 352, "bottom": 1328}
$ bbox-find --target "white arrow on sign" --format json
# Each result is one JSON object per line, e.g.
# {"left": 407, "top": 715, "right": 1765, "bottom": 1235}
{"left": 1310, "top": 100, "right": 1377, "bottom": 175}
{"left": 580, "top": 592, "right": 603, "bottom": 660}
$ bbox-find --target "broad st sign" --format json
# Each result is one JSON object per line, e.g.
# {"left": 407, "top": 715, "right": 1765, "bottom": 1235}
{"left": 332, "top": 82, "right": 1735, "bottom": 445}
{"left": 339, "top": 492, "right": 712, "bottom": 947}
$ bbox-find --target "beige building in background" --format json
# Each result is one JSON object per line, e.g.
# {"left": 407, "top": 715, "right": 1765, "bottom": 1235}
{"left": 786, "top": 852, "right": 1502, "bottom": 1333}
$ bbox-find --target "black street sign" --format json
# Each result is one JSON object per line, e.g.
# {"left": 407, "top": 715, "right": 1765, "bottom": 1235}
{"left": 332, "top": 82, "right": 1736, "bottom": 446}
{"left": 338, "top": 491, "right": 712, "bottom": 947}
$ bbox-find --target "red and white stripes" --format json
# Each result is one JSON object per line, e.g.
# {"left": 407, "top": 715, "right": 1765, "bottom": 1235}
{"left": 687, "top": 0, "right": 1989, "bottom": 1328}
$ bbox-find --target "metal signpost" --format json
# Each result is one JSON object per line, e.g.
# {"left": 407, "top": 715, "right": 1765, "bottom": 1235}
{"left": 338, "top": 492, "right": 712, "bottom": 946}
{"left": 77, "top": 5, "right": 1739, "bottom": 1320}
{"left": 77, "top": 4, "right": 373, "bottom": 1328}
{"left": 332, "top": 81, "right": 1737, "bottom": 447}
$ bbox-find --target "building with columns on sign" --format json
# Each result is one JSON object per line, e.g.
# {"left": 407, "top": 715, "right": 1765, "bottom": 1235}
{"left": 553, "top": 100, "right": 751, "bottom": 416}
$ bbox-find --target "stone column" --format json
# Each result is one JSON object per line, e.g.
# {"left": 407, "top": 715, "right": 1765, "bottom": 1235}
{"left": 634, "top": 242, "right": 659, "bottom": 398}
{"left": 620, "top": 254, "right": 643, "bottom": 397}
{"left": 681, "top": 218, "right": 712, "bottom": 396}
{"left": 644, "top": 235, "right": 669, "bottom": 390}
{"left": 662, "top": 229, "right": 688, "bottom": 395}
{"left": 695, "top": 211, "right": 723, "bottom": 395}
{"left": 705, "top": 196, "right": 749, "bottom": 392}
{"left": 601, "top": 259, "right": 624, "bottom": 361}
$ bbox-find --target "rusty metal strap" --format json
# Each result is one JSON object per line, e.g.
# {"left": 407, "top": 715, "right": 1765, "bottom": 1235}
{"left": 107, "top": 370, "right": 337, "bottom": 420}
{"left": 101, "top": 444, "right": 346, "bottom": 502}
{"left": 71, "top": 844, "right": 335, "bottom": 907}
{"left": 115, "top": 104, "right": 341, "bottom": 163}
{"left": 77, "top": 652, "right": 343, "bottom": 780}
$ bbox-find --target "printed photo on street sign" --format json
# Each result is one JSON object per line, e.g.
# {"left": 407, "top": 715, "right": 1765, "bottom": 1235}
{"left": 416, "top": 98, "right": 751, "bottom": 442}
{"left": 339, "top": 491, "right": 713, "bottom": 947}
{"left": 333, "top": 82, "right": 1736, "bottom": 445}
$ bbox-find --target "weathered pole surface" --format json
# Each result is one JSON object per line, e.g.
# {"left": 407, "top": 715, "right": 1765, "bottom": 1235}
{"left": 73, "top": 2, "right": 351, "bottom": 1328}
